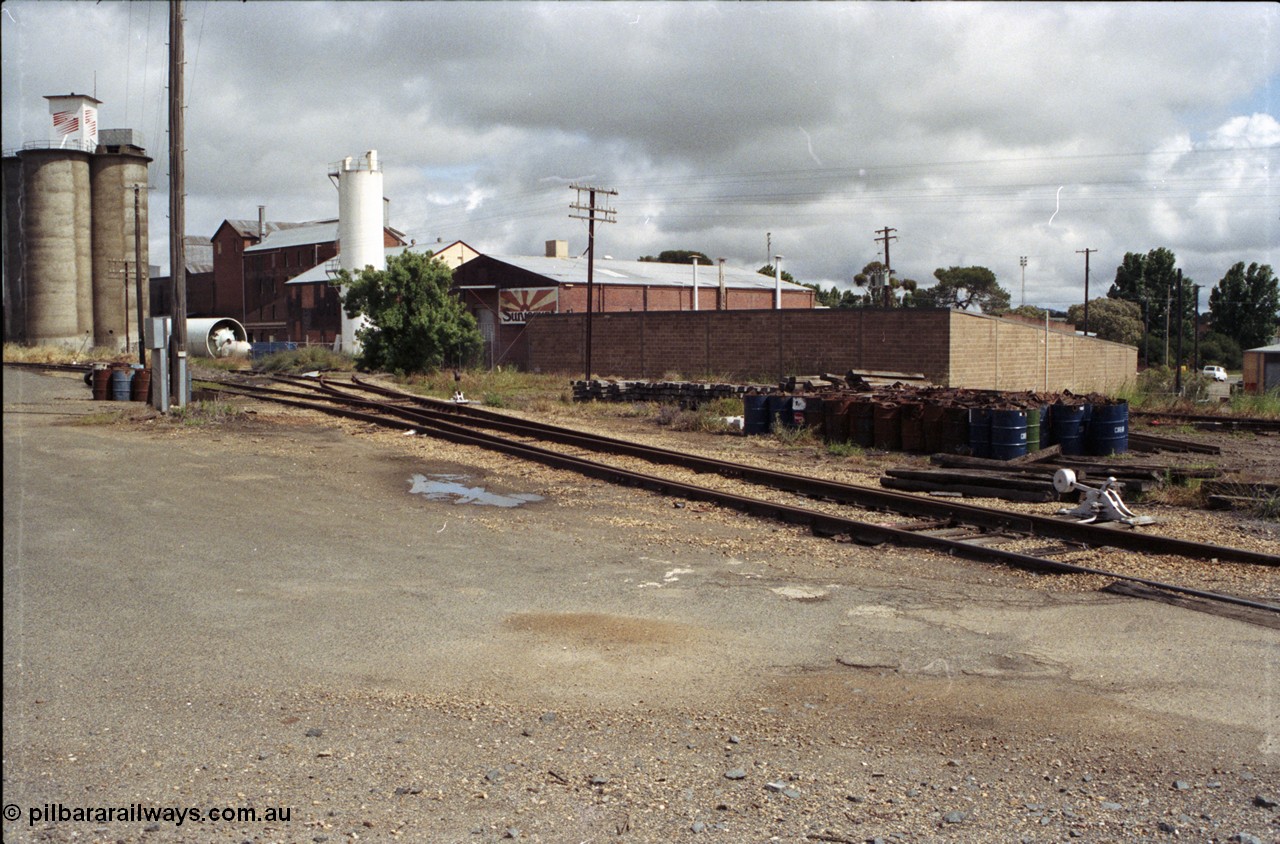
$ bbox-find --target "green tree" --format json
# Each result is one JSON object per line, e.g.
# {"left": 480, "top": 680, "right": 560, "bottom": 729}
{"left": 758, "top": 264, "right": 796, "bottom": 284}
{"left": 331, "top": 250, "right": 483, "bottom": 374}
{"left": 851, "top": 261, "right": 920, "bottom": 307}
{"left": 1199, "top": 331, "right": 1243, "bottom": 369}
{"left": 1209, "top": 262, "right": 1279, "bottom": 351}
{"left": 802, "top": 283, "right": 847, "bottom": 308}
{"left": 1066, "top": 297, "right": 1142, "bottom": 346}
{"left": 1106, "top": 247, "right": 1194, "bottom": 365}
{"left": 1006, "top": 304, "right": 1050, "bottom": 321}
{"left": 639, "top": 250, "right": 713, "bottom": 265}
{"left": 915, "top": 266, "right": 1010, "bottom": 313}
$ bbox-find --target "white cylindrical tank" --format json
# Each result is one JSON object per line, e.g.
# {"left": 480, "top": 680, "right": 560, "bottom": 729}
{"left": 336, "top": 150, "right": 384, "bottom": 352}
{"left": 186, "top": 317, "right": 250, "bottom": 357}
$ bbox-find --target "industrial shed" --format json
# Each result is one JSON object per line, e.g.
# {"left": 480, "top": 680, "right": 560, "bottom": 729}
{"left": 1242, "top": 343, "right": 1280, "bottom": 394}
{"left": 452, "top": 240, "right": 815, "bottom": 369}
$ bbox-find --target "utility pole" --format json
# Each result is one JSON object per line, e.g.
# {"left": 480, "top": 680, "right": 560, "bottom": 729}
{"left": 766, "top": 232, "right": 771, "bottom": 266}
{"left": 1019, "top": 256, "right": 1028, "bottom": 308}
{"left": 1076, "top": 248, "right": 1096, "bottom": 336}
{"left": 133, "top": 184, "right": 148, "bottom": 368}
{"left": 874, "top": 226, "right": 897, "bottom": 272}
{"left": 1192, "top": 283, "right": 1200, "bottom": 372}
{"left": 875, "top": 227, "right": 897, "bottom": 308}
{"left": 168, "top": 0, "right": 189, "bottom": 408}
{"left": 569, "top": 184, "right": 616, "bottom": 382}
{"left": 1142, "top": 299, "right": 1150, "bottom": 367}
{"left": 1175, "top": 269, "right": 1184, "bottom": 395}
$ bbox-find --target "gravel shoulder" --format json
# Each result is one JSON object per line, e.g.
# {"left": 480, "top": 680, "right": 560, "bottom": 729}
{"left": 3, "top": 367, "right": 1278, "bottom": 844}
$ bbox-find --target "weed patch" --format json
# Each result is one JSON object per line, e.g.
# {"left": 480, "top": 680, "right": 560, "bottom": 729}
{"left": 4, "top": 342, "right": 133, "bottom": 367}
{"left": 826, "top": 441, "right": 864, "bottom": 458}
{"left": 171, "top": 400, "right": 246, "bottom": 427}
{"left": 254, "top": 347, "right": 354, "bottom": 374}
{"left": 1229, "top": 389, "right": 1280, "bottom": 418}
{"left": 70, "top": 409, "right": 134, "bottom": 426}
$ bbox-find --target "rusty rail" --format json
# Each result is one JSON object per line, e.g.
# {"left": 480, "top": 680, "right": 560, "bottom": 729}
{"left": 307, "top": 375, "right": 1277, "bottom": 568}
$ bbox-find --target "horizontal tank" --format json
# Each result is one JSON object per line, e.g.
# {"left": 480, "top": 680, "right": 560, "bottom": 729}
{"left": 186, "top": 317, "right": 251, "bottom": 357}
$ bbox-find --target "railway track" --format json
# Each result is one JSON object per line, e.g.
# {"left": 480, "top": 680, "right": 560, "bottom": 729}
{"left": 1131, "top": 408, "right": 1280, "bottom": 433}
{"left": 197, "top": 372, "right": 1279, "bottom": 626}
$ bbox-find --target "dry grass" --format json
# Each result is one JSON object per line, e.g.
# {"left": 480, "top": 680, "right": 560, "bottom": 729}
{"left": 4, "top": 342, "right": 134, "bottom": 366}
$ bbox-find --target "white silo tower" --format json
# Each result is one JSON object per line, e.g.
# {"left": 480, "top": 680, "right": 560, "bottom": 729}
{"left": 334, "top": 150, "right": 385, "bottom": 352}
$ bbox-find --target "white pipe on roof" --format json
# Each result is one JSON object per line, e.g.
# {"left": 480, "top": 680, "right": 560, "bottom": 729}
{"left": 774, "top": 256, "right": 783, "bottom": 309}
{"left": 692, "top": 256, "right": 699, "bottom": 311}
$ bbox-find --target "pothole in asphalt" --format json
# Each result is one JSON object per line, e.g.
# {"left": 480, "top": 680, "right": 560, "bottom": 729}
{"left": 505, "top": 612, "right": 696, "bottom": 646}
{"left": 772, "top": 586, "right": 831, "bottom": 602}
{"left": 408, "top": 473, "right": 544, "bottom": 507}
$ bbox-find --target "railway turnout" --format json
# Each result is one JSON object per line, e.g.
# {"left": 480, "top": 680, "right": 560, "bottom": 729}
{"left": 195, "top": 372, "right": 1278, "bottom": 626}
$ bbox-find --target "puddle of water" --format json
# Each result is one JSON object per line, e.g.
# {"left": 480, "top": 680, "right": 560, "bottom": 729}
{"left": 408, "top": 473, "right": 544, "bottom": 508}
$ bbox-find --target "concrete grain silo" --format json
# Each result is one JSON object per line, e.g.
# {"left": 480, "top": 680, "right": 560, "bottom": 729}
{"left": 20, "top": 146, "right": 94, "bottom": 346}
{"left": 3, "top": 93, "right": 152, "bottom": 351}
{"left": 2, "top": 155, "right": 25, "bottom": 343}
{"left": 91, "top": 129, "right": 151, "bottom": 349}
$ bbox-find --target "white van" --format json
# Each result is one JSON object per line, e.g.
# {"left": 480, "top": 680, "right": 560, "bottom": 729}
{"left": 1202, "top": 365, "right": 1228, "bottom": 382}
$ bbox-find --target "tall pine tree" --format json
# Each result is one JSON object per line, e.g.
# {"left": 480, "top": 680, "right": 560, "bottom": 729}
{"left": 1209, "top": 262, "right": 1279, "bottom": 351}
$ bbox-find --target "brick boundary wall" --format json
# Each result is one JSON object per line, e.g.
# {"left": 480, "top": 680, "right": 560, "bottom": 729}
{"left": 521, "top": 309, "right": 1136, "bottom": 394}
{"left": 947, "top": 311, "right": 1136, "bottom": 394}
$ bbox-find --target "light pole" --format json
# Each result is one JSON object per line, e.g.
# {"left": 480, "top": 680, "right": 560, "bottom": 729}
{"left": 1019, "top": 256, "right": 1027, "bottom": 308}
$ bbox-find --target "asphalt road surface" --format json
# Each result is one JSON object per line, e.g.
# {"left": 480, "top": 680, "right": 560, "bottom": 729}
{"left": 3, "top": 366, "right": 1276, "bottom": 844}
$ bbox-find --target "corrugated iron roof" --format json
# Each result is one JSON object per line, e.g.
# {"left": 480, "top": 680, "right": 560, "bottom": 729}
{"left": 183, "top": 235, "right": 213, "bottom": 266}
{"left": 284, "top": 242, "right": 431, "bottom": 285}
{"left": 244, "top": 219, "right": 340, "bottom": 253}
{"left": 284, "top": 245, "right": 809, "bottom": 293}
{"left": 221, "top": 219, "right": 311, "bottom": 240}
{"left": 481, "top": 254, "right": 810, "bottom": 291}
{"left": 1245, "top": 343, "right": 1280, "bottom": 353}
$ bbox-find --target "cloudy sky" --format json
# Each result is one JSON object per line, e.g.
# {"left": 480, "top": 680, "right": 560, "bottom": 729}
{"left": 3, "top": 1, "right": 1276, "bottom": 311}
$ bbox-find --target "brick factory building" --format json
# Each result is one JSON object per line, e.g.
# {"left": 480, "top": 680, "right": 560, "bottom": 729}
{"left": 283, "top": 240, "right": 478, "bottom": 345}
{"left": 453, "top": 240, "right": 816, "bottom": 369}
{"left": 189, "top": 213, "right": 408, "bottom": 343}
